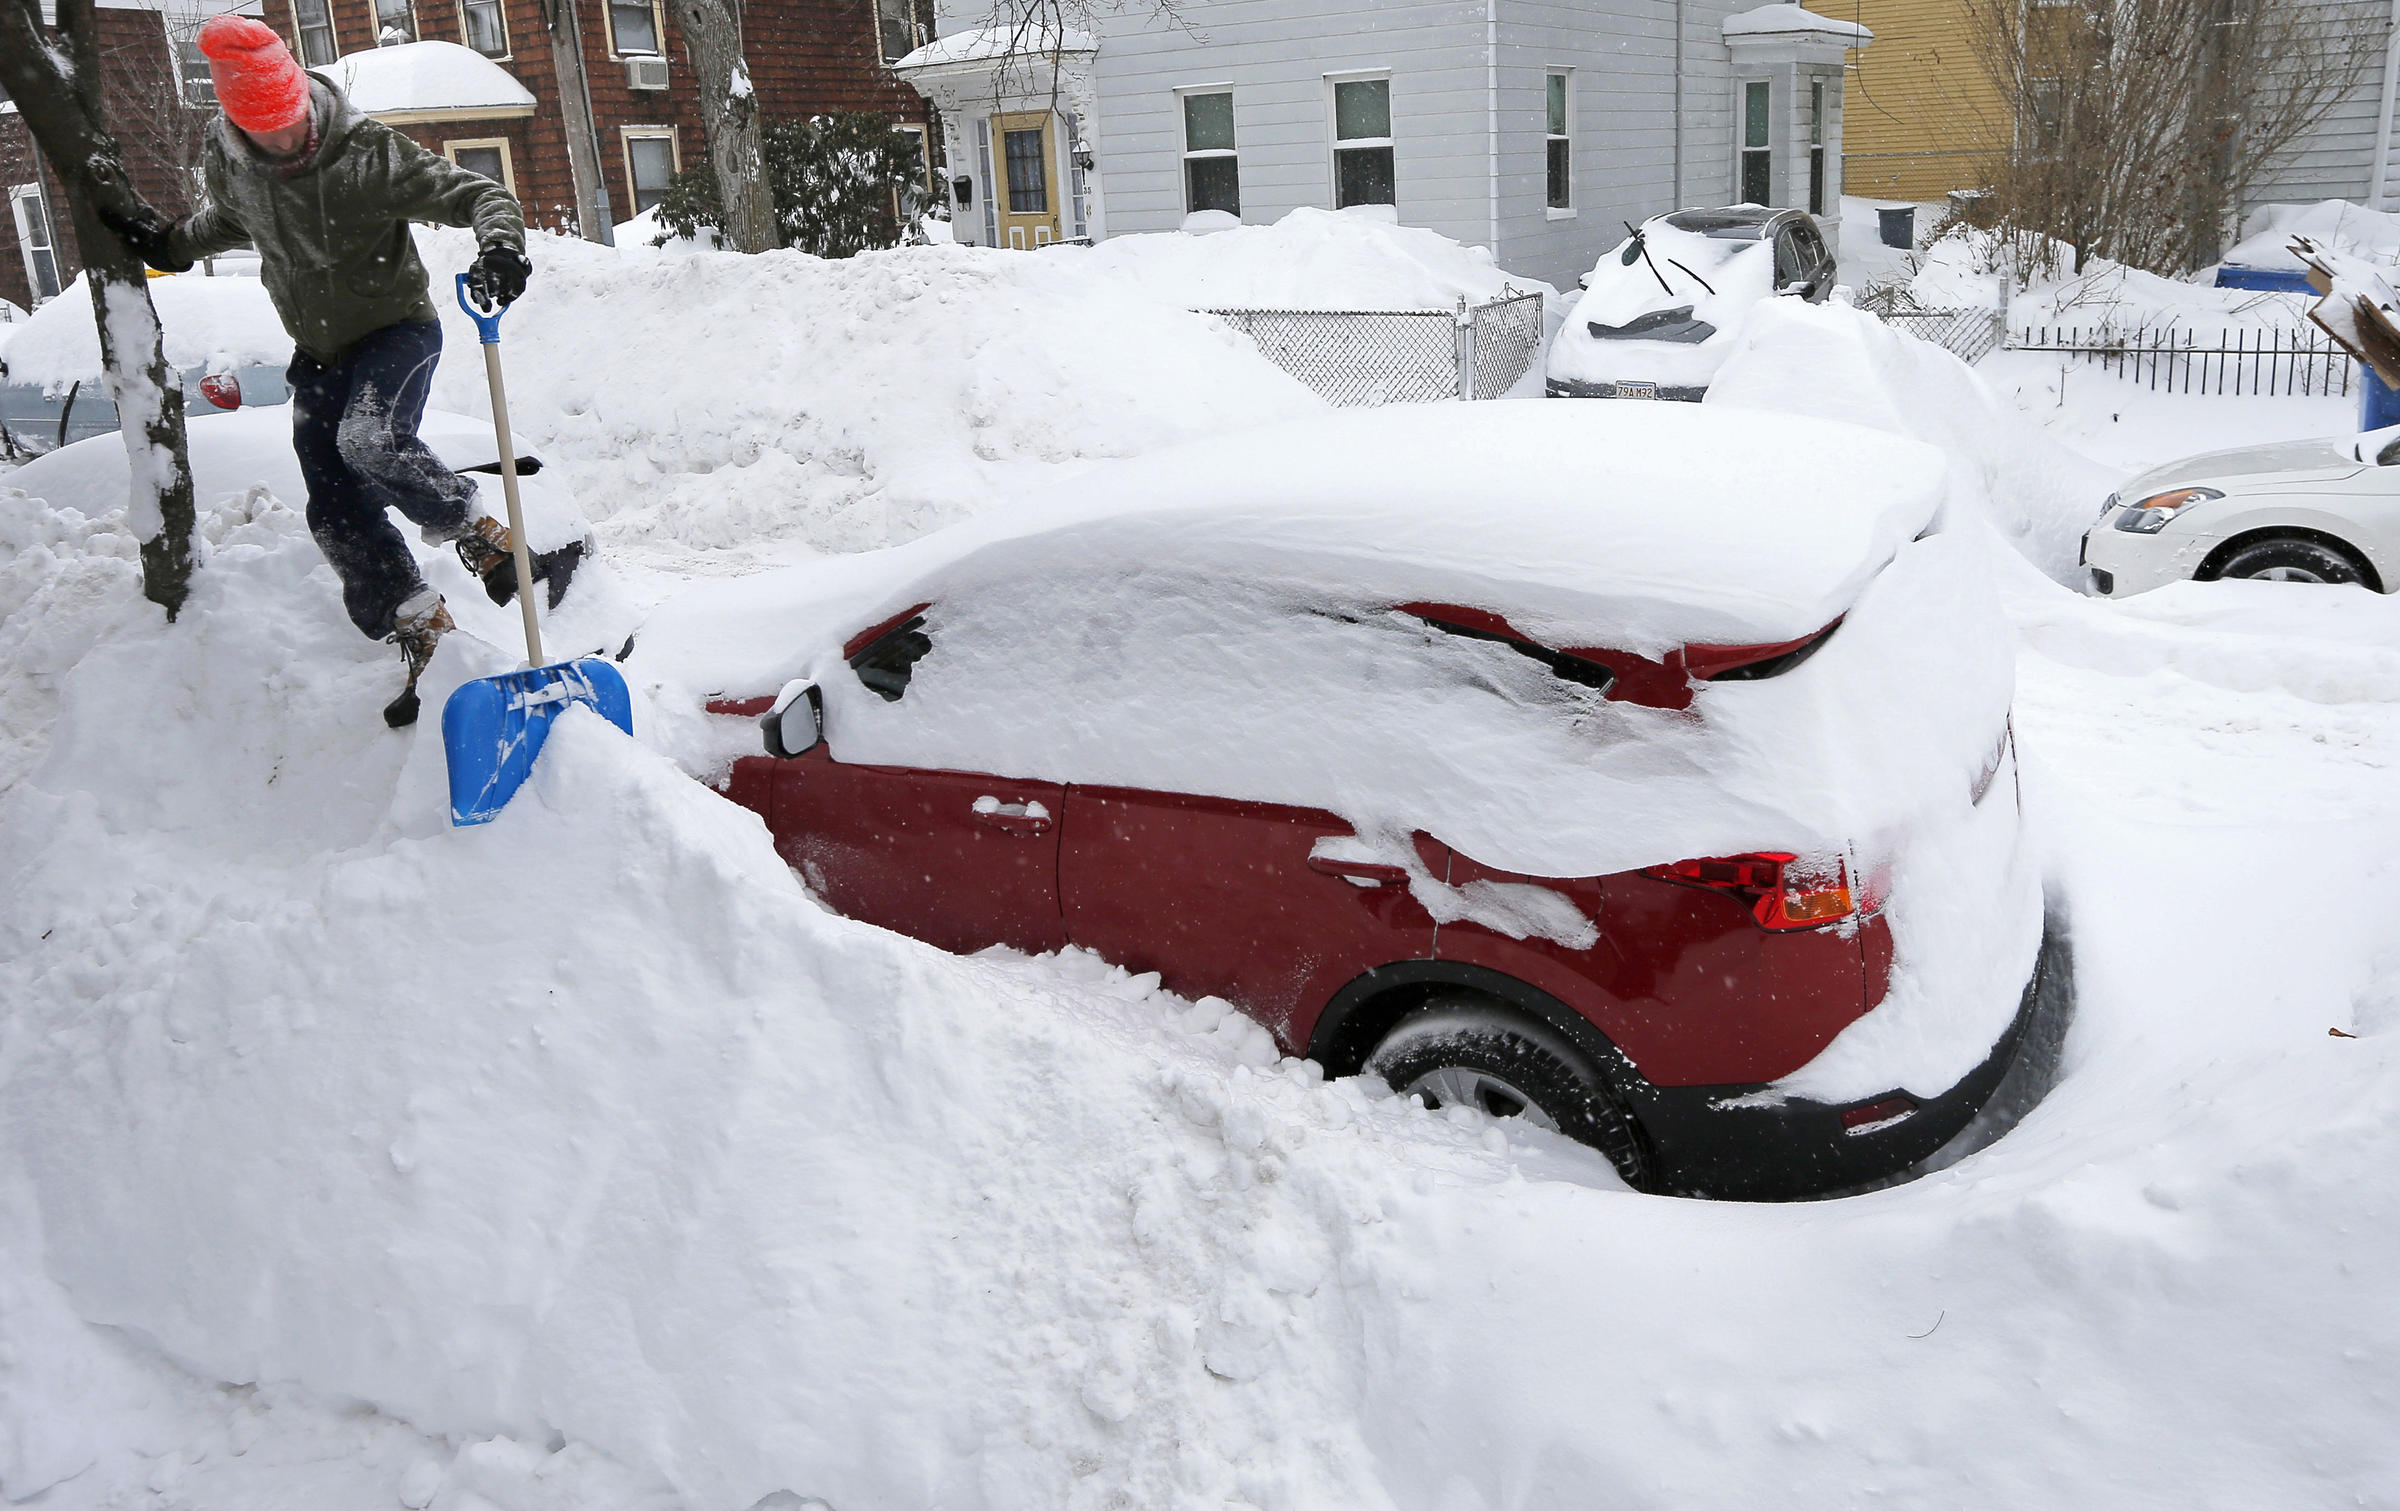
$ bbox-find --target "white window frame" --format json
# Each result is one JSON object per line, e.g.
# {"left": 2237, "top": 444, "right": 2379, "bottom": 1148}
{"left": 164, "top": 14, "right": 215, "bottom": 106}
{"left": 444, "top": 137, "right": 516, "bottom": 193}
{"left": 457, "top": 0, "right": 510, "bottom": 59}
{"left": 621, "top": 125, "right": 680, "bottom": 215}
{"left": 9, "top": 184, "right": 62, "bottom": 304}
{"left": 372, "top": 0, "right": 419, "bottom": 45}
{"left": 1177, "top": 83, "right": 1239, "bottom": 218}
{"left": 1737, "top": 77, "right": 1773, "bottom": 206}
{"left": 290, "top": 0, "right": 339, "bottom": 67}
{"left": 874, "top": 0, "right": 922, "bottom": 65}
{"left": 1326, "top": 69, "right": 1394, "bottom": 210}
{"left": 1545, "top": 68, "right": 1574, "bottom": 219}
{"left": 604, "top": 0, "right": 665, "bottom": 58}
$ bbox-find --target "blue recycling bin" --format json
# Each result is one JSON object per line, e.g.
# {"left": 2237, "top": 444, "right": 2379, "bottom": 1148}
{"left": 2365, "top": 363, "right": 2400, "bottom": 432}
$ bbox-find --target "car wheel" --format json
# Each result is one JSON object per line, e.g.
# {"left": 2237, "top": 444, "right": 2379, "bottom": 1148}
{"left": 1366, "top": 999, "right": 1650, "bottom": 1185}
{"left": 2212, "top": 535, "right": 2373, "bottom": 587}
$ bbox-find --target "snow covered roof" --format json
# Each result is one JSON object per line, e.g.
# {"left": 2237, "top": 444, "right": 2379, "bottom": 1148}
{"left": 323, "top": 40, "right": 537, "bottom": 123}
{"left": 1723, "top": 4, "right": 1872, "bottom": 44}
{"left": 892, "top": 24, "right": 1096, "bottom": 72}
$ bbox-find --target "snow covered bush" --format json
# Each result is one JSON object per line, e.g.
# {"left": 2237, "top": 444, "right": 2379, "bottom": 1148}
{"left": 652, "top": 112, "right": 925, "bottom": 258}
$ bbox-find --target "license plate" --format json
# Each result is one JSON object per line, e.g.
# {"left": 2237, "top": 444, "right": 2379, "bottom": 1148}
{"left": 1613, "top": 381, "right": 1658, "bottom": 400}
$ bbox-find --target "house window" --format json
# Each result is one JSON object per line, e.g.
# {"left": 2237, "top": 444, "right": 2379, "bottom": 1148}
{"left": 375, "top": 0, "right": 416, "bottom": 45}
{"left": 9, "top": 185, "right": 61, "bottom": 303}
{"left": 1181, "top": 89, "right": 1239, "bottom": 216}
{"left": 876, "top": 0, "right": 921, "bottom": 64}
{"left": 1740, "top": 79, "right": 1771, "bottom": 205}
{"left": 623, "top": 128, "right": 678, "bottom": 214}
{"left": 1003, "top": 124, "right": 1047, "bottom": 212}
{"left": 292, "top": 0, "right": 338, "bottom": 66}
{"left": 1546, "top": 71, "right": 1572, "bottom": 213}
{"left": 459, "top": 0, "right": 508, "bottom": 57}
{"left": 608, "top": 0, "right": 661, "bottom": 55}
{"left": 2027, "top": 76, "right": 2063, "bottom": 153}
{"left": 1807, "top": 79, "right": 1825, "bottom": 215}
{"left": 166, "top": 18, "right": 214, "bottom": 104}
{"left": 445, "top": 138, "right": 514, "bottom": 192}
{"left": 1331, "top": 75, "right": 1394, "bottom": 209}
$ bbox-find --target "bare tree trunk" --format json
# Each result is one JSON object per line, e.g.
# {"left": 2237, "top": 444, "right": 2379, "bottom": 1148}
{"left": 0, "top": 0, "right": 198, "bottom": 619}
{"left": 665, "top": 0, "right": 773, "bottom": 253}
{"left": 542, "top": 0, "right": 613, "bottom": 241}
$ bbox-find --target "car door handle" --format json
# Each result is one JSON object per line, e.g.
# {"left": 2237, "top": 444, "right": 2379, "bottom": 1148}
{"left": 1307, "top": 854, "right": 1409, "bottom": 886}
{"left": 972, "top": 795, "right": 1053, "bottom": 837}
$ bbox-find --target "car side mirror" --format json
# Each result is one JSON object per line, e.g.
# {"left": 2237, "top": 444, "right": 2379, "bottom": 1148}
{"left": 760, "top": 678, "right": 822, "bottom": 759}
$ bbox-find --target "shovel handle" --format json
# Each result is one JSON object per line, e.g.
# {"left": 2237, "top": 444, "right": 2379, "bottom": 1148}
{"left": 457, "top": 273, "right": 543, "bottom": 666}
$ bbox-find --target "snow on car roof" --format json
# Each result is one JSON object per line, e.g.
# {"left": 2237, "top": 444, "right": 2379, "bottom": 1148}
{"left": 1, "top": 272, "right": 286, "bottom": 390}
{"left": 908, "top": 401, "right": 1945, "bottom": 655}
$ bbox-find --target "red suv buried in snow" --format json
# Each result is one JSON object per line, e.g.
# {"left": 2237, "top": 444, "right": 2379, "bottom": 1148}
{"left": 711, "top": 405, "right": 2050, "bottom": 1199}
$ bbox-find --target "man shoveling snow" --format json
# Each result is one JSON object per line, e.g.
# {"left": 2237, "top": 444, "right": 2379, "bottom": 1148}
{"left": 105, "top": 15, "right": 557, "bottom": 726}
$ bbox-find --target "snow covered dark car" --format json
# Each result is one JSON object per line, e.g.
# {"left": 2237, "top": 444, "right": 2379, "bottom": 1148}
{"left": 1546, "top": 207, "right": 1835, "bottom": 402}
{"left": 709, "top": 404, "right": 2048, "bottom": 1200}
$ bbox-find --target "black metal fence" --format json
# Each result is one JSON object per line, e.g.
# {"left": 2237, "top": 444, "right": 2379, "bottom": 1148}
{"left": 1870, "top": 306, "right": 2356, "bottom": 397}
{"left": 2008, "top": 324, "right": 2354, "bottom": 396}
{"left": 1203, "top": 290, "right": 1548, "bottom": 406}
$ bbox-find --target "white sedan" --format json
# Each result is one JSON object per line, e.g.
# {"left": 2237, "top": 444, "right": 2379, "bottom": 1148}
{"left": 2082, "top": 428, "right": 2400, "bottom": 596}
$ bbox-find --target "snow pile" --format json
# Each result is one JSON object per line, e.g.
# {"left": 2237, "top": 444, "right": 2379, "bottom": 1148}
{"left": 7, "top": 483, "right": 2400, "bottom": 1505}
{"left": 1909, "top": 227, "right": 2308, "bottom": 329}
{"left": 1708, "top": 297, "right": 2115, "bottom": 584}
{"left": 2224, "top": 199, "right": 2400, "bottom": 273}
{"left": 323, "top": 40, "right": 537, "bottom": 117}
{"left": 0, "top": 271, "right": 288, "bottom": 391}
{"left": 411, "top": 227, "right": 1322, "bottom": 563}
{"left": 1063, "top": 206, "right": 1551, "bottom": 311}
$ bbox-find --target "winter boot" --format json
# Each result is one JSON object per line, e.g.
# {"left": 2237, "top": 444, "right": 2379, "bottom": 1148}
{"left": 452, "top": 515, "right": 521, "bottom": 606}
{"left": 383, "top": 589, "right": 455, "bottom": 729}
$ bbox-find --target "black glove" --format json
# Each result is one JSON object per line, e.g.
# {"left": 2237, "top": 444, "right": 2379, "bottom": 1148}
{"left": 466, "top": 243, "right": 531, "bottom": 308}
{"left": 100, "top": 203, "right": 193, "bottom": 274}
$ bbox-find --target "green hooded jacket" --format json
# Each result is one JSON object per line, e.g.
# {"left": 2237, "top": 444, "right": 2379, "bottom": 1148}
{"left": 167, "top": 72, "right": 525, "bottom": 365}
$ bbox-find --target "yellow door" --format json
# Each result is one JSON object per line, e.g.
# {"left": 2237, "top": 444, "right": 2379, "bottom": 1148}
{"left": 993, "top": 112, "right": 1063, "bottom": 248}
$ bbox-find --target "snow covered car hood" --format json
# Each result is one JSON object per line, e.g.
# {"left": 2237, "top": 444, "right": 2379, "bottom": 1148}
{"left": 1548, "top": 221, "right": 1779, "bottom": 390}
{"left": 2116, "top": 435, "right": 2370, "bottom": 500}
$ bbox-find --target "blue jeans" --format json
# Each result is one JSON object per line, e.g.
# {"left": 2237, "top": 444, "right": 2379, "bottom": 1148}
{"left": 289, "top": 320, "right": 476, "bottom": 638}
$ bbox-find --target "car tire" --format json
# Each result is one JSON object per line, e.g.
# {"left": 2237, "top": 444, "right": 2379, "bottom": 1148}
{"left": 1366, "top": 999, "right": 1650, "bottom": 1185}
{"left": 2212, "top": 535, "right": 2374, "bottom": 587}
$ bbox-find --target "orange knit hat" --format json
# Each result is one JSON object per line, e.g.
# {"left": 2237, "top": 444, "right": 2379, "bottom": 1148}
{"left": 198, "top": 15, "right": 311, "bottom": 134}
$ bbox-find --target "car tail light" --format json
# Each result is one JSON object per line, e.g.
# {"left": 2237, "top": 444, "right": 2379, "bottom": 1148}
{"left": 199, "top": 373, "right": 241, "bottom": 410}
{"left": 1641, "top": 851, "right": 1857, "bottom": 931}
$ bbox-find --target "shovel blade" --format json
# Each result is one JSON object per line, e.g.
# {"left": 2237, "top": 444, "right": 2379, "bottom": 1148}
{"left": 441, "top": 658, "right": 633, "bottom": 826}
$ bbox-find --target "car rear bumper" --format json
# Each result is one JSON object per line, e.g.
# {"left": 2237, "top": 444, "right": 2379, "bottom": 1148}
{"left": 1545, "top": 376, "right": 1708, "bottom": 402}
{"left": 1621, "top": 918, "right": 2069, "bottom": 1201}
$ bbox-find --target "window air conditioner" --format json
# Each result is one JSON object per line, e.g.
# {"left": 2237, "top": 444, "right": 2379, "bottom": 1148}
{"left": 627, "top": 56, "right": 669, "bottom": 91}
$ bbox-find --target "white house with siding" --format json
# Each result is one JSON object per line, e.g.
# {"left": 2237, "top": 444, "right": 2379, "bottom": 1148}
{"left": 894, "top": 0, "right": 1870, "bottom": 294}
{"left": 2241, "top": 0, "right": 2400, "bottom": 217}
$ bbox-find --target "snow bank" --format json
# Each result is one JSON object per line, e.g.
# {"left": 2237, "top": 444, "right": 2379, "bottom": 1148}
{"left": 1063, "top": 206, "right": 1551, "bottom": 311}
{"left": 1708, "top": 297, "right": 2115, "bottom": 584}
{"left": 1910, "top": 227, "right": 2309, "bottom": 329}
{"left": 412, "top": 227, "right": 1322, "bottom": 563}
{"left": 1, "top": 271, "right": 288, "bottom": 391}
{"left": 2225, "top": 199, "right": 2400, "bottom": 273}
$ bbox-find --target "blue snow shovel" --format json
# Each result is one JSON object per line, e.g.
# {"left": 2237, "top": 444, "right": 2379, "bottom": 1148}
{"left": 441, "top": 272, "right": 632, "bottom": 826}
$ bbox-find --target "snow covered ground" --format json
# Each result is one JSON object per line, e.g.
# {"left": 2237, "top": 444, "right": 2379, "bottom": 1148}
{"left": 7, "top": 214, "right": 2400, "bottom": 1509}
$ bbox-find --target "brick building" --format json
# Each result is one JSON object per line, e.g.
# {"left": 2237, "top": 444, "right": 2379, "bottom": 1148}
{"left": 255, "top": 0, "right": 938, "bottom": 237}
{"left": 1, "top": 0, "right": 241, "bottom": 314}
{"left": 0, "top": 0, "right": 936, "bottom": 315}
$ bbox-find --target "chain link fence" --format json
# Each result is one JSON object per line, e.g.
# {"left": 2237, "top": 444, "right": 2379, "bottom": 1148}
{"left": 1203, "top": 290, "right": 1547, "bottom": 406}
